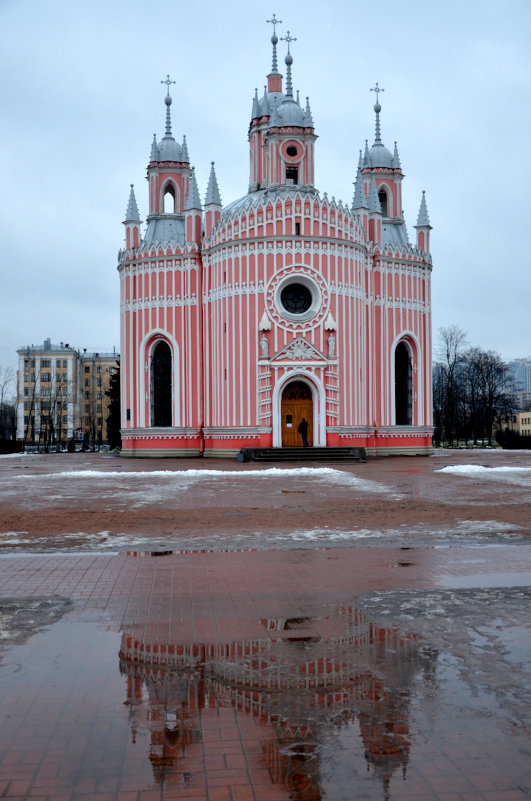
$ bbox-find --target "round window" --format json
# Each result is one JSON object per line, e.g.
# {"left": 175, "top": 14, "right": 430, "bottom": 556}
{"left": 286, "top": 145, "right": 298, "bottom": 158}
{"left": 280, "top": 283, "right": 313, "bottom": 315}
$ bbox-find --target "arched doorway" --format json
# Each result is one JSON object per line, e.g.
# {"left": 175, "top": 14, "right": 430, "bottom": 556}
{"left": 395, "top": 341, "right": 412, "bottom": 425}
{"left": 281, "top": 381, "right": 313, "bottom": 447}
{"left": 151, "top": 341, "right": 172, "bottom": 426}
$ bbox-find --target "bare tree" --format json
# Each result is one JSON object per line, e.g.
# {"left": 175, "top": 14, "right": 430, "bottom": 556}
{"left": 0, "top": 366, "right": 15, "bottom": 442}
{"left": 435, "top": 326, "right": 468, "bottom": 446}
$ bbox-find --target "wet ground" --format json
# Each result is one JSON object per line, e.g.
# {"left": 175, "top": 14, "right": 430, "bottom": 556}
{"left": 0, "top": 449, "right": 530, "bottom": 800}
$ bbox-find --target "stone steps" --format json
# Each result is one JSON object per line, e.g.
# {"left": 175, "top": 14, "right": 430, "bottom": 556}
{"left": 238, "top": 446, "right": 366, "bottom": 463}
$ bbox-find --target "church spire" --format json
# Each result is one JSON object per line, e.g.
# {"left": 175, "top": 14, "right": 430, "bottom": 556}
{"left": 266, "top": 14, "right": 282, "bottom": 73}
{"left": 161, "top": 74, "right": 176, "bottom": 138}
{"left": 370, "top": 82, "right": 385, "bottom": 145}
{"left": 281, "top": 30, "right": 297, "bottom": 99}
{"left": 266, "top": 14, "right": 283, "bottom": 93}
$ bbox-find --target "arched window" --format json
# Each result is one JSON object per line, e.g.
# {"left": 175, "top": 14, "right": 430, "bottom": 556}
{"left": 163, "top": 185, "right": 176, "bottom": 213}
{"left": 378, "top": 188, "right": 388, "bottom": 217}
{"left": 395, "top": 342, "right": 412, "bottom": 425}
{"left": 151, "top": 341, "right": 172, "bottom": 427}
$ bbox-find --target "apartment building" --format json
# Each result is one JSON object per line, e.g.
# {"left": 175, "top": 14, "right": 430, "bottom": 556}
{"left": 16, "top": 339, "right": 119, "bottom": 447}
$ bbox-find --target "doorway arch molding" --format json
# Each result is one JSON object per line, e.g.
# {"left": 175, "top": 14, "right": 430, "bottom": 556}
{"left": 272, "top": 370, "right": 326, "bottom": 447}
{"left": 390, "top": 330, "right": 422, "bottom": 426}
{"left": 138, "top": 329, "right": 180, "bottom": 428}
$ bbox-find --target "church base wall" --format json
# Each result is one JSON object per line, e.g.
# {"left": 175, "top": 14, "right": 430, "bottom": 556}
{"left": 202, "top": 427, "right": 273, "bottom": 457}
{"left": 327, "top": 426, "right": 434, "bottom": 456}
{"left": 120, "top": 428, "right": 202, "bottom": 458}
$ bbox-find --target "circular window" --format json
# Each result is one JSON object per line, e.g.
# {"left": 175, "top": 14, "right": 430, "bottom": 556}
{"left": 272, "top": 273, "right": 322, "bottom": 324}
{"left": 280, "top": 283, "right": 312, "bottom": 314}
{"left": 286, "top": 145, "right": 298, "bottom": 157}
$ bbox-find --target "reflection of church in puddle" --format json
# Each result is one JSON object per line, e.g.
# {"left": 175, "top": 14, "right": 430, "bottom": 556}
{"left": 118, "top": 18, "right": 433, "bottom": 458}
{"left": 119, "top": 605, "right": 436, "bottom": 799}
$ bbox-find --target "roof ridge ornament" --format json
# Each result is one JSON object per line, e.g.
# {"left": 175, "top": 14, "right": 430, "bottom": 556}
{"left": 370, "top": 82, "right": 385, "bottom": 145}
{"left": 281, "top": 30, "right": 297, "bottom": 98}
{"left": 161, "top": 74, "right": 176, "bottom": 138}
{"left": 266, "top": 14, "right": 282, "bottom": 74}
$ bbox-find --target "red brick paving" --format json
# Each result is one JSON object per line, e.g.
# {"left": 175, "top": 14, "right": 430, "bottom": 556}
{"left": 0, "top": 545, "right": 530, "bottom": 800}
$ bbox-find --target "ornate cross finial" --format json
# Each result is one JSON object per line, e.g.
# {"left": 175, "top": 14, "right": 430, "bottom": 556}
{"left": 266, "top": 13, "right": 282, "bottom": 35}
{"left": 370, "top": 82, "right": 385, "bottom": 104}
{"left": 161, "top": 74, "right": 176, "bottom": 97}
{"left": 281, "top": 30, "right": 297, "bottom": 54}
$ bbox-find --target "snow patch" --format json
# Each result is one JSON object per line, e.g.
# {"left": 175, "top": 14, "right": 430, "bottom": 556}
{"left": 437, "top": 464, "right": 531, "bottom": 487}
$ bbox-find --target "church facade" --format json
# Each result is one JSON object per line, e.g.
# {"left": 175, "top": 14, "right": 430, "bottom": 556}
{"left": 118, "top": 25, "right": 433, "bottom": 458}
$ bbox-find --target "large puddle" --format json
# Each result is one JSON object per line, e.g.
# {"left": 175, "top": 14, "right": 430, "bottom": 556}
{"left": 0, "top": 593, "right": 529, "bottom": 800}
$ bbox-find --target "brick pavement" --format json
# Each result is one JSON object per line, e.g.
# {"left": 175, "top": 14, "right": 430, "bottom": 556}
{"left": 0, "top": 546, "right": 530, "bottom": 800}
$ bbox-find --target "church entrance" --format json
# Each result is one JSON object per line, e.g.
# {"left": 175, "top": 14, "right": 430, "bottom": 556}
{"left": 281, "top": 381, "right": 313, "bottom": 447}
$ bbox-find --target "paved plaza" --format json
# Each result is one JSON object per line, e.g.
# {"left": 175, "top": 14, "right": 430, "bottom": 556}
{"left": 0, "top": 450, "right": 530, "bottom": 800}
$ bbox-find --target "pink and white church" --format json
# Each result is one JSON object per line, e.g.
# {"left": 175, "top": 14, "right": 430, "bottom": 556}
{"left": 118, "top": 22, "right": 433, "bottom": 458}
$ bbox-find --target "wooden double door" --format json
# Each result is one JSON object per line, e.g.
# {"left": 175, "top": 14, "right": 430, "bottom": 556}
{"left": 281, "top": 381, "right": 313, "bottom": 447}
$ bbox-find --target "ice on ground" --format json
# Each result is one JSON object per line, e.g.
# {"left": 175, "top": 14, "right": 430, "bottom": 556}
{"left": 0, "top": 519, "right": 525, "bottom": 554}
{"left": 437, "top": 464, "right": 531, "bottom": 488}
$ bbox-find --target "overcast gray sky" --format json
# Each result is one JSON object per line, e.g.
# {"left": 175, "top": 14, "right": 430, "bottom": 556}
{"left": 1, "top": 0, "right": 530, "bottom": 385}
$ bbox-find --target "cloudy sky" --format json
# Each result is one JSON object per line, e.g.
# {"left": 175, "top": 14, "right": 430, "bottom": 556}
{"left": 1, "top": 0, "right": 530, "bottom": 386}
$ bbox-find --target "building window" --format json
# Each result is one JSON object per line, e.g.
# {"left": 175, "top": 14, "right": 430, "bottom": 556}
{"left": 97, "top": 417, "right": 102, "bottom": 426}
{"left": 151, "top": 341, "right": 172, "bottom": 427}
{"left": 163, "top": 185, "right": 176, "bottom": 213}
{"left": 97, "top": 378, "right": 102, "bottom": 387}
{"left": 97, "top": 391, "right": 102, "bottom": 399}
{"left": 41, "top": 373, "right": 51, "bottom": 382}
{"left": 56, "top": 359, "right": 61, "bottom": 367}
{"left": 378, "top": 189, "right": 388, "bottom": 216}
{"left": 85, "top": 366, "right": 90, "bottom": 373}
{"left": 85, "top": 379, "right": 90, "bottom": 387}
{"left": 41, "top": 360, "right": 50, "bottom": 368}
{"left": 286, "top": 165, "right": 298, "bottom": 184}
{"left": 395, "top": 342, "right": 412, "bottom": 425}
{"left": 31, "top": 360, "right": 35, "bottom": 368}
{"left": 97, "top": 404, "right": 102, "bottom": 413}
{"left": 24, "top": 388, "right": 28, "bottom": 396}
{"left": 97, "top": 366, "right": 102, "bottom": 374}
{"left": 63, "top": 360, "right": 67, "bottom": 368}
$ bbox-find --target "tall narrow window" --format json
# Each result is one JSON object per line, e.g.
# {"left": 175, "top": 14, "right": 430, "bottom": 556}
{"left": 152, "top": 341, "right": 172, "bottom": 427}
{"left": 395, "top": 342, "right": 412, "bottom": 425}
{"left": 378, "top": 189, "right": 388, "bottom": 216}
{"left": 286, "top": 166, "right": 298, "bottom": 185}
{"left": 163, "top": 185, "right": 176, "bottom": 213}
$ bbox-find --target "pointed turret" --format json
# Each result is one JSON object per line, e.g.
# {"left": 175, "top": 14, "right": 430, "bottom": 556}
{"left": 252, "top": 88, "right": 261, "bottom": 120}
{"left": 367, "top": 174, "right": 383, "bottom": 244}
{"left": 367, "top": 174, "right": 382, "bottom": 214}
{"left": 204, "top": 161, "right": 222, "bottom": 238}
{"left": 123, "top": 184, "right": 142, "bottom": 250}
{"left": 181, "top": 135, "right": 189, "bottom": 163}
{"left": 185, "top": 167, "right": 201, "bottom": 211}
{"left": 414, "top": 191, "right": 432, "bottom": 252}
{"left": 392, "top": 141, "right": 401, "bottom": 169}
{"left": 150, "top": 134, "right": 159, "bottom": 163}
{"left": 304, "top": 96, "right": 313, "bottom": 126}
{"left": 185, "top": 167, "right": 202, "bottom": 246}
{"left": 352, "top": 168, "right": 368, "bottom": 211}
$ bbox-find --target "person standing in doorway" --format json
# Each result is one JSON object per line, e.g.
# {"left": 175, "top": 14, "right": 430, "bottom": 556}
{"left": 298, "top": 417, "right": 309, "bottom": 447}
